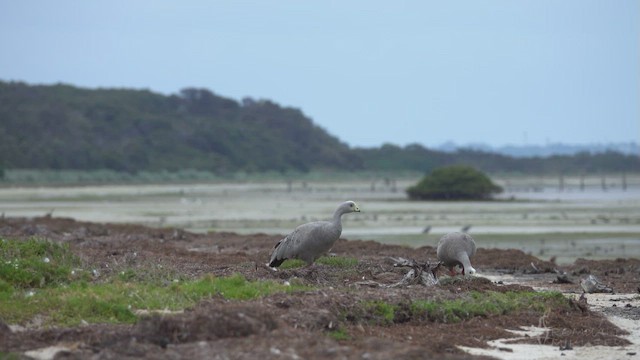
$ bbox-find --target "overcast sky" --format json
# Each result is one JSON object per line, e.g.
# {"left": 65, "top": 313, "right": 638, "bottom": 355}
{"left": 1, "top": 1, "right": 638, "bottom": 148}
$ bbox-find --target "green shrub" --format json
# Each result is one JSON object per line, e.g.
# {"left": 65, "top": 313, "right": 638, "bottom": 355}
{"left": 407, "top": 165, "right": 503, "bottom": 200}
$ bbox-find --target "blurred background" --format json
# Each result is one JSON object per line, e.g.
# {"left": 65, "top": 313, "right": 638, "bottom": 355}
{"left": 0, "top": 1, "right": 638, "bottom": 264}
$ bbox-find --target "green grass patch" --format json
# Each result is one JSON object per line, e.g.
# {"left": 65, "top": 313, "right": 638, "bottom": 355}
{"left": 0, "top": 237, "right": 308, "bottom": 326}
{"left": 180, "top": 274, "right": 308, "bottom": 300}
{"left": 317, "top": 256, "right": 358, "bottom": 268}
{"left": 0, "top": 352, "right": 21, "bottom": 360}
{"left": 327, "top": 328, "right": 350, "bottom": 341}
{"left": 0, "top": 237, "right": 88, "bottom": 290}
{"left": 411, "top": 291, "right": 566, "bottom": 323}
{"left": 364, "top": 300, "right": 397, "bottom": 324}
{"left": 355, "top": 291, "right": 568, "bottom": 325}
{"left": 278, "top": 256, "right": 358, "bottom": 269}
{"left": 278, "top": 259, "right": 307, "bottom": 269}
{"left": 0, "top": 272, "right": 310, "bottom": 326}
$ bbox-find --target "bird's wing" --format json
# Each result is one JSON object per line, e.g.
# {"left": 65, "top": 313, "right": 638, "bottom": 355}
{"left": 269, "top": 222, "right": 326, "bottom": 266}
{"left": 463, "top": 232, "right": 477, "bottom": 256}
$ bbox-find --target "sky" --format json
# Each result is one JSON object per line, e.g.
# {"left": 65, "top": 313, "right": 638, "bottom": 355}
{"left": 0, "top": 1, "right": 638, "bottom": 148}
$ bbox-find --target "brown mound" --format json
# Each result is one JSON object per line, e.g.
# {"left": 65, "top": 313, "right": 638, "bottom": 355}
{"left": 0, "top": 216, "right": 635, "bottom": 359}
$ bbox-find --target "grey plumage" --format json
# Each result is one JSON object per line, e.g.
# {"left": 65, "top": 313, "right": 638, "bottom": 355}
{"left": 268, "top": 201, "right": 361, "bottom": 268}
{"left": 437, "top": 232, "right": 477, "bottom": 275}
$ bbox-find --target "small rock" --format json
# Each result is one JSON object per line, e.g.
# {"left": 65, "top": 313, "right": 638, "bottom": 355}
{"left": 553, "top": 274, "right": 573, "bottom": 284}
{"left": 559, "top": 340, "right": 573, "bottom": 351}
{"left": 581, "top": 275, "right": 613, "bottom": 293}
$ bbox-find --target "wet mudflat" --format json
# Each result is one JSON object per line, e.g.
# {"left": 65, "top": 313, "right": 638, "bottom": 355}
{"left": 1, "top": 179, "right": 639, "bottom": 263}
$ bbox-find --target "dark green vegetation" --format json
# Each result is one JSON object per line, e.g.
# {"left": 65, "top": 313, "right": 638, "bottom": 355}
{"left": 278, "top": 256, "right": 359, "bottom": 270}
{"left": 1, "top": 81, "right": 638, "bottom": 175}
{"left": 354, "top": 290, "right": 567, "bottom": 325}
{"left": 0, "top": 82, "right": 358, "bottom": 173}
{"left": 0, "top": 237, "right": 570, "bottom": 330}
{"left": 0, "top": 237, "right": 307, "bottom": 326}
{"left": 354, "top": 144, "right": 640, "bottom": 174}
{"left": 407, "top": 165, "right": 503, "bottom": 200}
{"left": 0, "top": 237, "right": 87, "bottom": 290}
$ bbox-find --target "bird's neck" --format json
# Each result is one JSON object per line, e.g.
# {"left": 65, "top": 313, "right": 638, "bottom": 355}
{"left": 331, "top": 211, "right": 342, "bottom": 236}
{"left": 332, "top": 209, "right": 344, "bottom": 228}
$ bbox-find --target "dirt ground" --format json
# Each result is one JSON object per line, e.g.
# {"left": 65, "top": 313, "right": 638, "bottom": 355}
{"left": 1, "top": 216, "right": 639, "bottom": 359}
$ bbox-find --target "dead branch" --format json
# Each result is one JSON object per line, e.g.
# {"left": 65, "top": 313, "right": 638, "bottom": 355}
{"left": 580, "top": 275, "right": 613, "bottom": 293}
{"left": 387, "top": 257, "right": 441, "bottom": 287}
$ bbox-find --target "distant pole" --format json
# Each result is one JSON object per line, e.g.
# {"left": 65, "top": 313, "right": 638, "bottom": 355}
{"left": 558, "top": 174, "right": 564, "bottom": 192}
{"left": 580, "top": 174, "right": 585, "bottom": 192}
{"left": 601, "top": 175, "right": 607, "bottom": 192}
{"left": 622, "top": 172, "right": 627, "bottom": 191}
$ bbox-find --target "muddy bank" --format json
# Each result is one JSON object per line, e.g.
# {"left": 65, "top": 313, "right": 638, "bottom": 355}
{"left": 1, "top": 216, "right": 639, "bottom": 359}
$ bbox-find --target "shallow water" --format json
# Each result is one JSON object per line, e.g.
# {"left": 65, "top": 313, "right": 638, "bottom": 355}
{"left": 1, "top": 179, "right": 639, "bottom": 263}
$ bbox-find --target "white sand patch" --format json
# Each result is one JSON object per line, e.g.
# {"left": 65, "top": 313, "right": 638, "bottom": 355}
{"left": 24, "top": 344, "right": 78, "bottom": 360}
{"left": 460, "top": 272, "right": 640, "bottom": 359}
{"left": 458, "top": 326, "right": 565, "bottom": 359}
{"left": 134, "top": 308, "right": 184, "bottom": 316}
{"left": 460, "top": 317, "right": 640, "bottom": 360}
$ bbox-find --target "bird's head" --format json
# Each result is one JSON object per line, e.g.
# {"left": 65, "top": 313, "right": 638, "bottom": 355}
{"left": 343, "top": 200, "right": 361, "bottom": 213}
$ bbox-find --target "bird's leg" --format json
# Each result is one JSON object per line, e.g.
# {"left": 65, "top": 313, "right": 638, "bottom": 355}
{"left": 448, "top": 267, "right": 457, "bottom": 276}
{"left": 304, "top": 262, "right": 317, "bottom": 272}
{"left": 302, "top": 263, "right": 318, "bottom": 278}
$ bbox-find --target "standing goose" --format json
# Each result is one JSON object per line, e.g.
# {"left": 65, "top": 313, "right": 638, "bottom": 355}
{"left": 268, "top": 201, "right": 361, "bottom": 268}
{"left": 437, "top": 232, "right": 477, "bottom": 275}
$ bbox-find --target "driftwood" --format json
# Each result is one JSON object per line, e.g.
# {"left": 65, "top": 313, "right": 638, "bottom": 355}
{"left": 353, "top": 257, "right": 441, "bottom": 288}
{"left": 388, "top": 257, "right": 441, "bottom": 287}
{"left": 580, "top": 275, "right": 613, "bottom": 293}
{"left": 553, "top": 273, "right": 574, "bottom": 284}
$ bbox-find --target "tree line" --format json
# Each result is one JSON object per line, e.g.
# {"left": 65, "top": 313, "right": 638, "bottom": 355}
{"left": 0, "top": 81, "right": 637, "bottom": 176}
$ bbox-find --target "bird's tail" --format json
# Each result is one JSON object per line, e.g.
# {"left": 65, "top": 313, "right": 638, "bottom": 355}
{"left": 268, "top": 239, "right": 286, "bottom": 268}
{"left": 269, "top": 257, "right": 286, "bottom": 268}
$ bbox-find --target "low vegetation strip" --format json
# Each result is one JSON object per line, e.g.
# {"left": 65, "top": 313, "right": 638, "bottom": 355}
{"left": 1, "top": 218, "right": 634, "bottom": 359}
{"left": 0, "top": 237, "right": 309, "bottom": 326}
{"left": 278, "top": 256, "right": 359, "bottom": 269}
{"left": 354, "top": 290, "right": 568, "bottom": 325}
{"left": 0, "top": 237, "right": 85, "bottom": 289}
